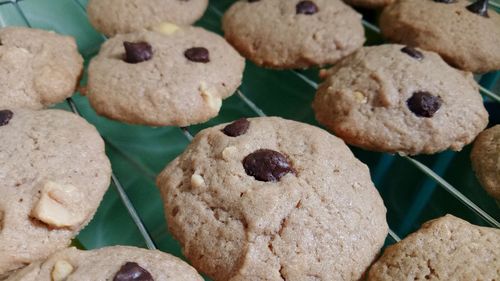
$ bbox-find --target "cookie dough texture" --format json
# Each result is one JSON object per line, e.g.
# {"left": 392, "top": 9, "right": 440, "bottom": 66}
{"left": 222, "top": 0, "right": 365, "bottom": 69}
{"left": 368, "top": 215, "right": 500, "bottom": 281}
{"left": 157, "top": 117, "right": 388, "bottom": 281}
{"left": 0, "top": 27, "right": 83, "bottom": 110}
{"left": 5, "top": 246, "right": 203, "bottom": 281}
{"left": 87, "top": 26, "right": 244, "bottom": 126}
{"left": 87, "top": 0, "right": 208, "bottom": 37}
{"left": 344, "top": 0, "right": 394, "bottom": 8}
{"left": 380, "top": 0, "right": 500, "bottom": 73}
{"left": 471, "top": 125, "right": 500, "bottom": 201}
{"left": 0, "top": 109, "right": 111, "bottom": 277}
{"left": 313, "top": 44, "right": 488, "bottom": 155}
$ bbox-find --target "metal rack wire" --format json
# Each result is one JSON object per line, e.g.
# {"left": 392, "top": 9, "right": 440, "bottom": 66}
{"left": 3, "top": 0, "right": 499, "bottom": 253}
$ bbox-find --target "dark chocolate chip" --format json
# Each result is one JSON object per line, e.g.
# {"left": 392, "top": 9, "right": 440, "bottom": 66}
{"left": 123, "top": 42, "right": 153, "bottom": 64}
{"left": 296, "top": 1, "right": 319, "bottom": 15}
{"left": 113, "top": 262, "right": 153, "bottom": 281}
{"left": 184, "top": 47, "right": 210, "bottom": 63}
{"left": 222, "top": 118, "right": 250, "bottom": 137}
{"left": 407, "top": 91, "right": 442, "bottom": 118}
{"left": 401, "top": 46, "right": 424, "bottom": 60}
{"left": 248, "top": 0, "right": 260, "bottom": 2}
{"left": 0, "top": 110, "right": 13, "bottom": 126}
{"left": 243, "top": 149, "right": 295, "bottom": 182}
{"left": 433, "top": 0, "right": 456, "bottom": 3}
{"left": 466, "top": 0, "right": 489, "bottom": 17}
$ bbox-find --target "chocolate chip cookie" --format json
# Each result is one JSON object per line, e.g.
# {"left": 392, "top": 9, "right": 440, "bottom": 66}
{"left": 157, "top": 117, "right": 388, "bottom": 281}
{"left": 87, "top": 25, "right": 245, "bottom": 126}
{"left": 5, "top": 246, "right": 203, "bottom": 281}
{"left": 368, "top": 215, "right": 500, "bottom": 280}
{"left": 471, "top": 125, "right": 500, "bottom": 201}
{"left": 313, "top": 44, "right": 488, "bottom": 155}
{"left": 0, "top": 109, "right": 111, "bottom": 277}
{"left": 0, "top": 27, "right": 83, "bottom": 110}
{"left": 87, "top": 0, "right": 208, "bottom": 37}
{"left": 344, "top": 0, "right": 394, "bottom": 8}
{"left": 222, "top": 0, "right": 365, "bottom": 69}
{"left": 380, "top": 0, "right": 500, "bottom": 73}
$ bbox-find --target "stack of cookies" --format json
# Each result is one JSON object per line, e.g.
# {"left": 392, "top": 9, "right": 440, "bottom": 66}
{"left": 1, "top": 0, "right": 499, "bottom": 280}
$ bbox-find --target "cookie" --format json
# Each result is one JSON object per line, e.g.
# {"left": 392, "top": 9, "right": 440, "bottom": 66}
{"left": 312, "top": 44, "right": 488, "bottom": 155}
{"left": 368, "top": 215, "right": 500, "bottom": 280}
{"left": 222, "top": 0, "right": 365, "bottom": 69}
{"left": 87, "top": 25, "right": 245, "bottom": 127}
{"left": 0, "top": 109, "right": 111, "bottom": 277}
{"left": 87, "top": 0, "right": 208, "bottom": 37}
{"left": 157, "top": 117, "right": 388, "bottom": 281}
{"left": 0, "top": 27, "right": 83, "bottom": 110}
{"left": 471, "top": 125, "right": 500, "bottom": 201}
{"left": 380, "top": 0, "right": 500, "bottom": 73}
{"left": 343, "top": 0, "right": 394, "bottom": 8}
{"left": 5, "top": 246, "right": 203, "bottom": 281}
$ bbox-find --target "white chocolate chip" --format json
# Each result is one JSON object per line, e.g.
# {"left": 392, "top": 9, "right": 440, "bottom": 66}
{"left": 31, "top": 181, "right": 87, "bottom": 229}
{"left": 222, "top": 146, "right": 238, "bottom": 161}
{"left": 199, "top": 83, "right": 222, "bottom": 111}
{"left": 51, "top": 260, "right": 74, "bottom": 281}
{"left": 353, "top": 91, "right": 367, "bottom": 103}
{"left": 152, "top": 22, "right": 179, "bottom": 35}
{"left": 191, "top": 174, "right": 205, "bottom": 188}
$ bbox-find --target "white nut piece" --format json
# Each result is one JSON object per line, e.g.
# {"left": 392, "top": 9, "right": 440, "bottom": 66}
{"left": 222, "top": 146, "right": 238, "bottom": 161}
{"left": 199, "top": 83, "right": 222, "bottom": 111}
{"left": 353, "top": 91, "right": 368, "bottom": 104}
{"left": 191, "top": 174, "right": 205, "bottom": 188}
{"left": 51, "top": 260, "right": 74, "bottom": 281}
{"left": 31, "top": 181, "right": 87, "bottom": 229}
{"left": 151, "top": 22, "right": 179, "bottom": 35}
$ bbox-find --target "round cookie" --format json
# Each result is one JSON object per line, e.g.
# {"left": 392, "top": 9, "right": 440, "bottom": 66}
{"left": 380, "top": 0, "right": 500, "bottom": 73}
{"left": 87, "top": 25, "right": 245, "bottom": 126}
{"left": 222, "top": 0, "right": 365, "bottom": 69}
{"left": 0, "top": 109, "right": 111, "bottom": 277}
{"left": 5, "top": 246, "right": 203, "bottom": 281}
{"left": 344, "top": 0, "right": 394, "bottom": 9}
{"left": 471, "top": 125, "right": 500, "bottom": 201}
{"left": 312, "top": 44, "right": 489, "bottom": 155}
{"left": 0, "top": 27, "right": 83, "bottom": 110}
{"left": 368, "top": 215, "right": 500, "bottom": 280}
{"left": 157, "top": 117, "right": 388, "bottom": 281}
{"left": 87, "top": 0, "right": 208, "bottom": 37}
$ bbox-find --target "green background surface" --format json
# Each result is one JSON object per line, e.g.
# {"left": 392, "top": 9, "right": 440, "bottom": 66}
{"left": 1, "top": 0, "right": 499, "bottom": 278}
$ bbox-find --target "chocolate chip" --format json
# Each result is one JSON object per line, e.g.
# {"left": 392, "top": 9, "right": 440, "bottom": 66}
{"left": 433, "top": 0, "right": 456, "bottom": 3}
{"left": 407, "top": 91, "right": 442, "bottom": 118}
{"left": 113, "top": 262, "right": 153, "bottom": 281}
{"left": 222, "top": 118, "right": 250, "bottom": 137}
{"left": 248, "top": 0, "right": 260, "bottom": 2}
{"left": 401, "top": 46, "right": 424, "bottom": 60}
{"left": 296, "top": 1, "right": 319, "bottom": 15}
{"left": 0, "top": 110, "right": 13, "bottom": 126}
{"left": 184, "top": 47, "right": 210, "bottom": 63}
{"left": 466, "top": 0, "right": 489, "bottom": 17}
{"left": 243, "top": 149, "right": 295, "bottom": 182}
{"left": 123, "top": 42, "right": 153, "bottom": 64}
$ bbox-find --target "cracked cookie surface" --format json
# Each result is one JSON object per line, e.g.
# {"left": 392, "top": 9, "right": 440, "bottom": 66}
{"left": 0, "top": 27, "right": 83, "bottom": 110}
{"left": 87, "top": 0, "right": 208, "bottom": 37}
{"left": 222, "top": 0, "right": 365, "bottom": 69}
{"left": 368, "top": 215, "right": 500, "bottom": 281}
{"left": 5, "top": 246, "right": 203, "bottom": 281}
{"left": 0, "top": 109, "right": 111, "bottom": 277}
{"left": 157, "top": 117, "right": 388, "bottom": 281}
{"left": 313, "top": 44, "right": 488, "bottom": 155}
{"left": 87, "top": 26, "right": 245, "bottom": 126}
{"left": 471, "top": 125, "right": 500, "bottom": 201}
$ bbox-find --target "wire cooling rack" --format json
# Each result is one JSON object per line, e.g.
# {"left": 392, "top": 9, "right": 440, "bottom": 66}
{"left": 1, "top": 0, "right": 499, "bottom": 267}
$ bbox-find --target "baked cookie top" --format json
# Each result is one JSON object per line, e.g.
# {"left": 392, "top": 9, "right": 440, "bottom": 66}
{"left": 380, "top": 0, "right": 500, "bottom": 73}
{"left": 222, "top": 0, "right": 365, "bottom": 69}
{"left": 87, "top": 25, "right": 245, "bottom": 127}
{"left": 344, "top": 0, "right": 394, "bottom": 9}
{"left": 313, "top": 44, "right": 488, "bottom": 155}
{"left": 0, "top": 109, "right": 111, "bottom": 277}
{"left": 471, "top": 125, "right": 500, "bottom": 201}
{"left": 5, "top": 246, "right": 203, "bottom": 281}
{"left": 0, "top": 27, "right": 83, "bottom": 110}
{"left": 87, "top": 0, "right": 208, "bottom": 37}
{"left": 368, "top": 215, "right": 500, "bottom": 281}
{"left": 157, "top": 117, "right": 388, "bottom": 281}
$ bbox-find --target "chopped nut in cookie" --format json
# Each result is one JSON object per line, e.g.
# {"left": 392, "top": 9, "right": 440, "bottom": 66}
{"left": 152, "top": 22, "right": 179, "bottom": 35}
{"left": 51, "top": 260, "right": 74, "bottom": 281}
{"left": 191, "top": 174, "right": 205, "bottom": 188}
{"left": 222, "top": 146, "right": 238, "bottom": 161}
